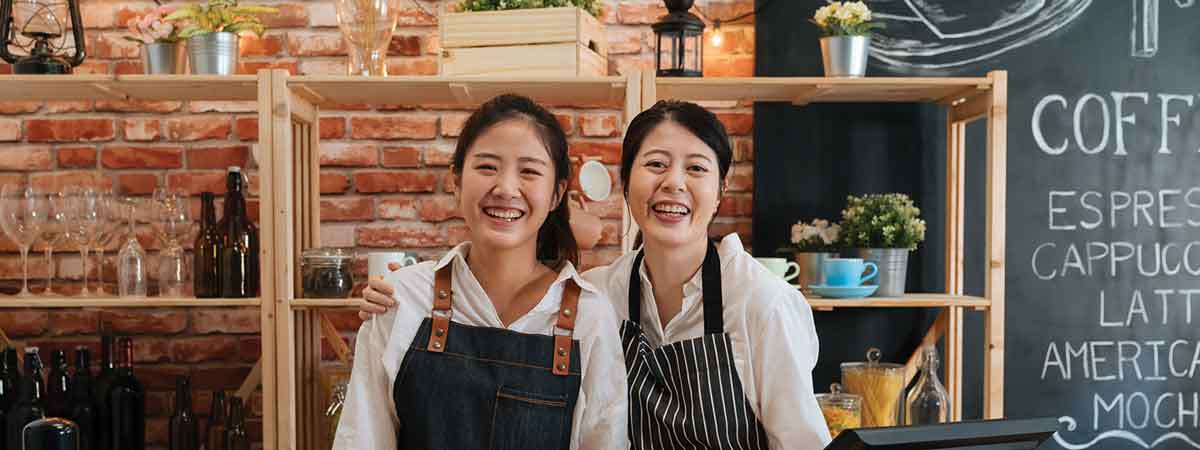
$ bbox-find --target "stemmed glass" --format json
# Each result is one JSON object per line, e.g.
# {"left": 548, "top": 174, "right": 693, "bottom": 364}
{"left": 1, "top": 184, "right": 45, "bottom": 297}
{"left": 39, "top": 191, "right": 68, "bottom": 296}
{"left": 116, "top": 196, "right": 147, "bottom": 298}
{"left": 90, "top": 193, "right": 120, "bottom": 296}
{"left": 62, "top": 187, "right": 101, "bottom": 297}
{"left": 151, "top": 188, "right": 191, "bottom": 297}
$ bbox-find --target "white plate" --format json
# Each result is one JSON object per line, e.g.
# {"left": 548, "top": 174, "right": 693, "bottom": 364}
{"left": 579, "top": 159, "right": 612, "bottom": 201}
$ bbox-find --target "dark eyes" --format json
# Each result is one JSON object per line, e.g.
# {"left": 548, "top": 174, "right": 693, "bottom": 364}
{"left": 643, "top": 160, "right": 710, "bottom": 173}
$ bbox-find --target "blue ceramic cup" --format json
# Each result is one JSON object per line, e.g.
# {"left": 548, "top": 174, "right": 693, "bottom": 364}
{"left": 823, "top": 258, "right": 879, "bottom": 287}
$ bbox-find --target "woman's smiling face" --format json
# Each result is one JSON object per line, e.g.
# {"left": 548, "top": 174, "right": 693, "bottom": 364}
{"left": 626, "top": 120, "right": 724, "bottom": 249}
{"left": 456, "top": 118, "right": 565, "bottom": 252}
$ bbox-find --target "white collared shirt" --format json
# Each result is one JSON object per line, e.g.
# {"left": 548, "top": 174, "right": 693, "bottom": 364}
{"left": 333, "top": 243, "right": 629, "bottom": 450}
{"left": 582, "top": 234, "right": 833, "bottom": 450}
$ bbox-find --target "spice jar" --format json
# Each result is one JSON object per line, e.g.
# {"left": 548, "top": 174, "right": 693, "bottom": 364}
{"left": 301, "top": 248, "right": 355, "bottom": 298}
{"left": 840, "top": 347, "right": 905, "bottom": 427}
{"left": 816, "top": 383, "right": 861, "bottom": 439}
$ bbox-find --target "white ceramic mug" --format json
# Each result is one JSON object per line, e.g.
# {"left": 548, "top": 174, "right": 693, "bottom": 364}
{"left": 367, "top": 251, "right": 419, "bottom": 280}
{"left": 755, "top": 257, "right": 801, "bottom": 282}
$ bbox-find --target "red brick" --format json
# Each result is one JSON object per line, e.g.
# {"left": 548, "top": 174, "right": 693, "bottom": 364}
{"left": 56, "top": 146, "right": 98, "bottom": 168}
{"left": 122, "top": 118, "right": 162, "bottom": 141}
{"left": 389, "top": 35, "right": 422, "bottom": 56}
{"left": 236, "top": 117, "right": 258, "bottom": 141}
{"left": 46, "top": 310, "right": 100, "bottom": 336}
{"left": 117, "top": 173, "right": 160, "bottom": 195}
{"left": 115, "top": 5, "right": 154, "bottom": 27}
{"left": 377, "top": 197, "right": 418, "bottom": 220}
{"left": 166, "top": 116, "right": 231, "bottom": 141}
{"left": 0, "top": 101, "right": 40, "bottom": 114}
{"left": 447, "top": 222, "right": 470, "bottom": 245}
{"left": 146, "top": 418, "right": 169, "bottom": 445}
{"left": 734, "top": 138, "right": 754, "bottom": 162}
{"left": 589, "top": 194, "right": 626, "bottom": 220}
{"left": 386, "top": 57, "right": 439, "bottom": 75}
{"left": 356, "top": 224, "right": 445, "bottom": 248}
{"left": 598, "top": 221, "right": 621, "bottom": 246}
{"left": 0, "top": 310, "right": 48, "bottom": 337}
{"left": 30, "top": 172, "right": 112, "bottom": 191}
{"left": 320, "top": 197, "right": 375, "bottom": 221}
{"left": 102, "top": 310, "right": 187, "bottom": 334}
{"left": 260, "top": 3, "right": 310, "bottom": 28}
{"left": 192, "top": 309, "right": 260, "bottom": 334}
{"left": 309, "top": 1, "right": 338, "bottom": 27}
{"left": 726, "top": 164, "right": 753, "bottom": 192}
{"left": 607, "top": 29, "right": 643, "bottom": 55}
{"left": 717, "top": 194, "right": 753, "bottom": 217}
{"left": 113, "top": 61, "right": 144, "bottom": 75}
{"left": 320, "top": 143, "right": 379, "bottom": 167}
{"left": 351, "top": 115, "right": 438, "bottom": 140}
{"left": 166, "top": 172, "right": 227, "bottom": 196}
{"left": 172, "top": 336, "right": 241, "bottom": 363}
{"left": 354, "top": 170, "right": 437, "bottom": 193}
{"left": 320, "top": 117, "right": 346, "bottom": 139}
{"left": 146, "top": 391, "right": 173, "bottom": 417}
{"left": 96, "top": 32, "right": 140, "bottom": 59}
{"left": 569, "top": 141, "right": 621, "bottom": 164}
{"left": 381, "top": 146, "right": 422, "bottom": 168}
{"left": 43, "top": 101, "right": 93, "bottom": 114}
{"left": 418, "top": 196, "right": 459, "bottom": 222}
{"left": 135, "top": 367, "right": 189, "bottom": 390}
{"left": 716, "top": 112, "right": 753, "bottom": 136}
{"left": 397, "top": 4, "right": 437, "bottom": 26}
{"left": 287, "top": 31, "right": 346, "bottom": 56}
{"left": 425, "top": 146, "right": 454, "bottom": 166}
{"left": 320, "top": 172, "right": 350, "bottom": 194}
{"left": 237, "top": 336, "right": 262, "bottom": 363}
{"left": 440, "top": 112, "right": 467, "bottom": 137}
{"left": 0, "top": 146, "right": 54, "bottom": 170}
{"left": 101, "top": 146, "right": 184, "bottom": 169}
{"left": 81, "top": 2, "right": 116, "bottom": 28}
{"left": 133, "top": 338, "right": 172, "bottom": 364}
{"left": 188, "top": 146, "right": 250, "bottom": 170}
{"left": 442, "top": 172, "right": 458, "bottom": 193}
{"left": 709, "top": 220, "right": 753, "bottom": 242}
{"left": 95, "top": 100, "right": 182, "bottom": 113}
{"left": 555, "top": 113, "right": 575, "bottom": 135}
{"left": 190, "top": 366, "right": 254, "bottom": 391}
{"left": 25, "top": 118, "right": 114, "bottom": 142}
{"left": 578, "top": 112, "right": 620, "bottom": 137}
{"left": 241, "top": 33, "right": 285, "bottom": 57}
{"left": 704, "top": 56, "right": 754, "bottom": 77}
{"left": 617, "top": 2, "right": 667, "bottom": 24}
{"left": 322, "top": 310, "right": 364, "bottom": 332}
{"left": 72, "top": 61, "right": 108, "bottom": 74}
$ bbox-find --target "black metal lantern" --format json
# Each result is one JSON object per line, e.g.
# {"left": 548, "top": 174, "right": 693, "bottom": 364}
{"left": 653, "top": 0, "right": 704, "bottom": 77}
{"left": 0, "top": 0, "right": 86, "bottom": 74}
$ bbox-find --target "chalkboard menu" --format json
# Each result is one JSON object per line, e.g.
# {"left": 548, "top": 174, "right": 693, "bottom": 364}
{"left": 756, "top": 1, "right": 1200, "bottom": 449}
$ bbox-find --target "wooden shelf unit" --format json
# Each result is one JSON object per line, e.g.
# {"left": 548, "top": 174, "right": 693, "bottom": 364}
{"left": 641, "top": 69, "right": 1008, "bottom": 422}
{"left": 0, "top": 74, "right": 259, "bottom": 101}
{"left": 0, "top": 297, "right": 261, "bottom": 308}
{"left": 806, "top": 294, "right": 989, "bottom": 311}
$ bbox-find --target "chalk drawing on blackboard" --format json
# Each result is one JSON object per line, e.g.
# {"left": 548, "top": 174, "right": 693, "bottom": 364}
{"left": 866, "top": 0, "right": 1093, "bottom": 71}
{"left": 1054, "top": 416, "right": 1200, "bottom": 449}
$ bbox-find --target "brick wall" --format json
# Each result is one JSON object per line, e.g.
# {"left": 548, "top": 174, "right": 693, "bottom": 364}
{"left": 0, "top": 1, "right": 754, "bottom": 448}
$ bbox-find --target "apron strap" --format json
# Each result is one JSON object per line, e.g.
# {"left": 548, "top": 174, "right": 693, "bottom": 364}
{"left": 627, "top": 243, "right": 725, "bottom": 336}
{"left": 427, "top": 264, "right": 453, "bottom": 353}
{"left": 552, "top": 279, "right": 581, "bottom": 376}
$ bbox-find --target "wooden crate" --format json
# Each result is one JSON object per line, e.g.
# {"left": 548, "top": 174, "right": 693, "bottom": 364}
{"left": 439, "top": 6, "right": 608, "bottom": 76}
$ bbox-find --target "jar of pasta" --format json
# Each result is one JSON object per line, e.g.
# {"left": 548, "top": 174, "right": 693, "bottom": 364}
{"left": 840, "top": 347, "right": 905, "bottom": 427}
{"left": 816, "top": 383, "right": 861, "bottom": 439}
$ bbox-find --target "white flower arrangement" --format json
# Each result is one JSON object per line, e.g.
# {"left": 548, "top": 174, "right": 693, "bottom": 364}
{"left": 810, "top": 1, "right": 882, "bottom": 37}
{"left": 840, "top": 193, "right": 926, "bottom": 250}
{"left": 787, "top": 218, "right": 842, "bottom": 253}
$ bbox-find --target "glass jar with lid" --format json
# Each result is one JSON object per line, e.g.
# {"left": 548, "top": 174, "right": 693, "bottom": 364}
{"left": 816, "top": 382, "right": 861, "bottom": 438}
{"left": 840, "top": 347, "right": 905, "bottom": 427}
{"left": 300, "top": 248, "right": 355, "bottom": 298}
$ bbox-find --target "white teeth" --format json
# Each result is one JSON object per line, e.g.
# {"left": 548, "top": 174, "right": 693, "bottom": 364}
{"left": 653, "top": 204, "right": 690, "bottom": 215}
{"left": 484, "top": 207, "right": 523, "bottom": 221}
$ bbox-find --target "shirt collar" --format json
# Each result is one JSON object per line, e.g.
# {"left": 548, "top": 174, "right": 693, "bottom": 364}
{"left": 635, "top": 233, "right": 745, "bottom": 297}
{"left": 434, "top": 241, "right": 598, "bottom": 296}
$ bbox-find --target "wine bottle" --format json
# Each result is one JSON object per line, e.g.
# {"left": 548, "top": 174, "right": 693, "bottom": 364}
{"left": 169, "top": 376, "right": 198, "bottom": 450}
{"left": 194, "top": 192, "right": 221, "bottom": 298}
{"left": 6, "top": 347, "right": 46, "bottom": 450}
{"left": 93, "top": 335, "right": 117, "bottom": 450}
{"left": 0, "top": 347, "right": 22, "bottom": 450}
{"left": 224, "top": 396, "right": 248, "bottom": 450}
{"left": 108, "top": 337, "right": 144, "bottom": 450}
{"left": 46, "top": 349, "right": 72, "bottom": 418}
{"left": 218, "top": 167, "right": 260, "bottom": 298}
{"left": 70, "top": 346, "right": 97, "bottom": 450}
{"left": 205, "top": 391, "right": 227, "bottom": 450}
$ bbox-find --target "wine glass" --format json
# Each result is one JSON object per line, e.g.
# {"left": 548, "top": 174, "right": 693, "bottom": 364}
{"left": 116, "top": 196, "right": 147, "bottom": 298}
{"left": 62, "top": 187, "right": 100, "bottom": 297}
{"left": 150, "top": 189, "right": 191, "bottom": 297}
{"left": 1, "top": 183, "right": 46, "bottom": 297}
{"left": 90, "top": 193, "right": 120, "bottom": 296}
{"left": 39, "top": 191, "right": 68, "bottom": 296}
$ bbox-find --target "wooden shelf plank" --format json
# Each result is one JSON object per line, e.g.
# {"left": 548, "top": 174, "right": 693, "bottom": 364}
{"left": 0, "top": 296, "right": 261, "bottom": 308}
{"left": 656, "top": 77, "right": 993, "bottom": 105}
{"left": 0, "top": 74, "right": 259, "bottom": 101}
{"left": 289, "top": 298, "right": 362, "bottom": 309}
{"left": 287, "top": 75, "right": 627, "bottom": 107}
{"left": 806, "top": 294, "right": 989, "bottom": 311}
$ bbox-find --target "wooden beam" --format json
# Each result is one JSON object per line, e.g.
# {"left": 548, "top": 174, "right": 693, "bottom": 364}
{"left": 236, "top": 358, "right": 263, "bottom": 401}
{"left": 320, "top": 313, "right": 353, "bottom": 366}
{"left": 947, "top": 306, "right": 964, "bottom": 421}
{"left": 984, "top": 70, "right": 1008, "bottom": 420}
{"left": 903, "top": 311, "right": 947, "bottom": 385}
{"left": 255, "top": 69, "right": 280, "bottom": 450}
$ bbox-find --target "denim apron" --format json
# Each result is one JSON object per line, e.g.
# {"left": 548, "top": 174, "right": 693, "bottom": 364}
{"left": 392, "top": 263, "right": 584, "bottom": 450}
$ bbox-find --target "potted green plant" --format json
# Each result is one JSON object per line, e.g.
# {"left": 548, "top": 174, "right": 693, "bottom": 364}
{"left": 840, "top": 193, "right": 926, "bottom": 296}
{"left": 810, "top": 1, "right": 881, "bottom": 77}
{"left": 125, "top": 6, "right": 186, "bottom": 74}
{"left": 164, "top": 0, "right": 276, "bottom": 75}
{"left": 778, "top": 218, "right": 841, "bottom": 294}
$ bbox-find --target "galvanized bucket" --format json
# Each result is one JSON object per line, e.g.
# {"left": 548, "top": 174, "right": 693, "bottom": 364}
{"left": 820, "top": 35, "right": 870, "bottom": 77}
{"left": 794, "top": 252, "right": 838, "bottom": 294}
{"left": 188, "top": 32, "right": 239, "bottom": 75}
{"left": 142, "top": 42, "right": 187, "bottom": 74}
{"left": 858, "top": 248, "right": 909, "bottom": 297}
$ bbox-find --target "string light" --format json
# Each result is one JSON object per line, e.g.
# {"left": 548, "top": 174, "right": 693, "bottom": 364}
{"left": 711, "top": 20, "right": 724, "bottom": 47}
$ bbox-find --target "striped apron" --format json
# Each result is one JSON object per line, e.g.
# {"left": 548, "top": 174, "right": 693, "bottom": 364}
{"left": 621, "top": 245, "right": 770, "bottom": 450}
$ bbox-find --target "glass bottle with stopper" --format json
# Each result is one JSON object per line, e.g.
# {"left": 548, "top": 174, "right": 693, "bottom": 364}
{"left": 905, "top": 345, "right": 951, "bottom": 425}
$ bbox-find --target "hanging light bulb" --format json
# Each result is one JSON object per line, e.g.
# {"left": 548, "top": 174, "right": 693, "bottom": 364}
{"left": 710, "top": 20, "right": 724, "bottom": 47}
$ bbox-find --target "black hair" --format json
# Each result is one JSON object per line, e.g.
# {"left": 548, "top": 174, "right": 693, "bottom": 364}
{"left": 452, "top": 94, "right": 578, "bottom": 269}
{"left": 620, "top": 100, "right": 734, "bottom": 246}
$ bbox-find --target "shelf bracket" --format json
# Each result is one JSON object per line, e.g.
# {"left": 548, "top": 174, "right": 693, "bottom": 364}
{"left": 293, "top": 84, "right": 327, "bottom": 105}
{"left": 904, "top": 311, "right": 947, "bottom": 385}
{"left": 236, "top": 358, "right": 263, "bottom": 402}
{"left": 791, "top": 85, "right": 830, "bottom": 106}
{"left": 319, "top": 313, "right": 353, "bottom": 366}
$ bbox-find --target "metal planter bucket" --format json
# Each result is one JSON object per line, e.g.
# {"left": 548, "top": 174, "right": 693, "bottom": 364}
{"left": 142, "top": 42, "right": 187, "bottom": 74}
{"left": 188, "top": 32, "right": 240, "bottom": 75}
{"left": 794, "top": 252, "right": 838, "bottom": 294}
{"left": 820, "top": 35, "right": 870, "bottom": 77}
{"left": 858, "top": 248, "right": 909, "bottom": 297}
